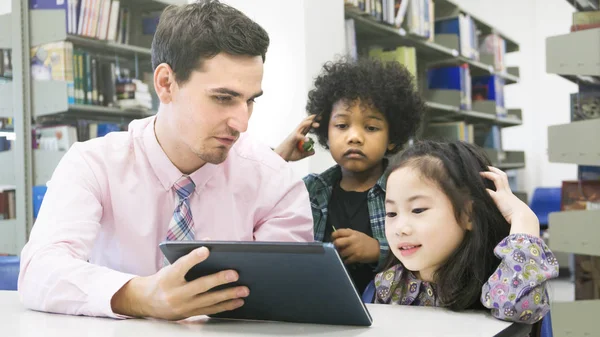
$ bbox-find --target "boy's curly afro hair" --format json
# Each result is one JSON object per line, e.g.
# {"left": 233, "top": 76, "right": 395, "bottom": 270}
{"left": 306, "top": 57, "right": 425, "bottom": 155}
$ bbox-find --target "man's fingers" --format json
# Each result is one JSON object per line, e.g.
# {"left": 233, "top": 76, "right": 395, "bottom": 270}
{"left": 183, "top": 285, "right": 249, "bottom": 313}
{"left": 187, "top": 298, "right": 246, "bottom": 318}
{"left": 183, "top": 269, "right": 241, "bottom": 296}
{"left": 169, "top": 247, "right": 210, "bottom": 282}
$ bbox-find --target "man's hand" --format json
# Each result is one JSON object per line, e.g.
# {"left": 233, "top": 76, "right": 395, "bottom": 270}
{"left": 331, "top": 228, "right": 380, "bottom": 265}
{"left": 274, "top": 114, "right": 320, "bottom": 162}
{"left": 111, "top": 247, "right": 249, "bottom": 320}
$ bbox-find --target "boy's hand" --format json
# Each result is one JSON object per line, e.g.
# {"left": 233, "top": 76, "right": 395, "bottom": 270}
{"left": 331, "top": 228, "right": 380, "bottom": 264}
{"left": 274, "top": 114, "right": 320, "bottom": 162}
{"left": 480, "top": 166, "right": 540, "bottom": 237}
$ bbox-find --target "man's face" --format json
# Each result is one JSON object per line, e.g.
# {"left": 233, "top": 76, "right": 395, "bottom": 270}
{"left": 169, "top": 53, "right": 264, "bottom": 164}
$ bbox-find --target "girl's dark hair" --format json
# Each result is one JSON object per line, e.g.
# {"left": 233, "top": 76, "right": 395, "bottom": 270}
{"left": 384, "top": 140, "right": 510, "bottom": 311}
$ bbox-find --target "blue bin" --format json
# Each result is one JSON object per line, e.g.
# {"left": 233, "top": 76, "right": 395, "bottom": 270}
{"left": 529, "top": 187, "right": 561, "bottom": 229}
{"left": 0, "top": 255, "right": 19, "bottom": 291}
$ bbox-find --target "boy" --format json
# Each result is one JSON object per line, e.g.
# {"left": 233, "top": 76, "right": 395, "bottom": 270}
{"left": 275, "top": 57, "right": 425, "bottom": 293}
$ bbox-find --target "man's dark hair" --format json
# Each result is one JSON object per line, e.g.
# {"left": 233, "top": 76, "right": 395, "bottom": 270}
{"left": 384, "top": 140, "right": 511, "bottom": 311}
{"left": 306, "top": 57, "right": 425, "bottom": 155}
{"left": 151, "top": 0, "right": 270, "bottom": 84}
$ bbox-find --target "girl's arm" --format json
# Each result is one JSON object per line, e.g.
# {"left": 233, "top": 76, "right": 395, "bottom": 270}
{"left": 480, "top": 233, "right": 559, "bottom": 324}
{"left": 479, "top": 167, "right": 559, "bottom": 323}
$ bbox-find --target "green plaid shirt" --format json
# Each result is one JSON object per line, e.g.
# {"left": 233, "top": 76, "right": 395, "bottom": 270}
{"left": 302, "top": 164, "right": 390, "bottom": 271}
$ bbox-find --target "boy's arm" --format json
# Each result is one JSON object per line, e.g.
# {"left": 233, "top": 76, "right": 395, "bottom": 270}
{"left": 480, "top": 234, "right": 559, "bottom": 324}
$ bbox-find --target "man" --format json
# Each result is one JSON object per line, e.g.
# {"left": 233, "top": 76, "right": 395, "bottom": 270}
{"left": 18, "top": 0, "right": 313, "bottom": 320}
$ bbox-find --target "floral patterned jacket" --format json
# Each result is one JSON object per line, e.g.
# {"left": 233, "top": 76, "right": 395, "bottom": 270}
{"left": 373, "top": 233, "right": 560, "bottom": 324}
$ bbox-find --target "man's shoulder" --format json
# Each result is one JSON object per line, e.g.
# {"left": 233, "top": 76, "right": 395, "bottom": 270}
{"left": 230, "top": 132, "right": 289, "bottom": 173}
{"left": 70, "top": 117, "right": 149, "bottom": 162}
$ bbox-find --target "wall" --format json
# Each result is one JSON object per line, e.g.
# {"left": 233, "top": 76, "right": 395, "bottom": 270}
{"left": 0, "top": 1, "right": 9, "bottom": 14}
{"left": 451, "top": 0, "right": 578, "bottom": 197}
{"left": 218, "top": 0, "right": 344, "bottom": 180}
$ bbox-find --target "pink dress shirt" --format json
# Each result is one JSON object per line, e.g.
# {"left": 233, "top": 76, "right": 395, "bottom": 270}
{"left": 18, "top": 116, "right": 314, "bottom": 318}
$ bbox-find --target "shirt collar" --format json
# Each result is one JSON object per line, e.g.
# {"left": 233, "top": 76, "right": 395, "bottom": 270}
{"left": 143, "top": 115, "right": 220, "bottom": 194}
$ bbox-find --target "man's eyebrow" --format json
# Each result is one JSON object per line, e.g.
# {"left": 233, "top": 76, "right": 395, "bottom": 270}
{"left": 208, "top": 88, "right": 264, "bottom": 100}
{"left": 207, "top": 88, "right": 241, "bottom": 97}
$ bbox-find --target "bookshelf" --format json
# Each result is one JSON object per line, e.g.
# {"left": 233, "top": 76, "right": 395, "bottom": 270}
{"left": 0, "top": 0, "right": 187, "bottom": 255}
{"left": 546, "top": 2, "right": 600, "bottom": 335}
{"left": 344, "top": 0, "right": 526, "bottom": 173}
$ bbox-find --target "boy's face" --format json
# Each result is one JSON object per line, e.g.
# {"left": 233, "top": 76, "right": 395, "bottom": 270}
{"left": 327, "top": 100, "right": 393, "bottom": 173}
{"left": 161, "top": 52, "right": 264, "bottom": 165}
{"left": 384, "top": 167, "right": 469, "bottom": 282}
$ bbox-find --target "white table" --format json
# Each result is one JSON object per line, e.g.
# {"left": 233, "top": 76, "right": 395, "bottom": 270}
{"left": 0, "top": 291, "right": 530, "bottom": 336}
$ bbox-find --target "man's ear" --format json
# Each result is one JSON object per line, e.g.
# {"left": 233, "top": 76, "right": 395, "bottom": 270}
{"left": 154, "top": 63, "right": 177, "bottom": 104}
{"left": 387, "top": 143, "right": 397, "bottom": 152}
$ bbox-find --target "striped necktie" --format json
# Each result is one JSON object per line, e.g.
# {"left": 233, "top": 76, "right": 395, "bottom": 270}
{"left": 166, "top": 175, "right": 196, "bottom": 242}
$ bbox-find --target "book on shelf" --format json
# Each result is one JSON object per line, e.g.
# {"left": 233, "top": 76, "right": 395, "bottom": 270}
{"left": 31, "top": 41, "right": 76, "bottom": 105}
{"left": 561, "top": 180, "right": 600, "bottom": 301}
{"left": 345, "top": 0, "right": 431, "bottom": 39}
{"left": 0, "top": 136, "right": 12, "bottom": 152}
{"left": 0, "top": 49, "right": 12, "bottom": 79}
{"left": 0, "top": 186, "right": 16, "bottom": 220}
{"left": 472, "top": 75, "right": 505, "bottom": 116}
{"left": 570, "top": 91, "right": 600, "bottom": 121}
{"left": 406, "top": 0, "right": 434, "bottom": 41}
{"left": 28, "top": 0, "right": 160, "bottom": 46}
{"left": 0, "top": 118, "right": 13, "bottom": 131}
{"left": 30, "top": 40, "right": 156, "bottom": 111}
{"left": 474, "top": 125, "right": 501, "bottom": 149}
{"left": 368, "top": 46, "right": 417, "bottom": 84}
{"left": 479, "top": 33, "right": 506, "bottom": 72}
{"left": 571, "top": 10, "right": 600, "bottom": 32}
{"left": 423, "top": 121, "right": 474, "bottom": 143}
{"left": 427, "top": 63, "right": 472, "bottom": 110}
{"left": 435, "top": 14, "right": 479, "bottom": 60}
{"left": 34, "top": 125, "right": 78, "bottom": 151}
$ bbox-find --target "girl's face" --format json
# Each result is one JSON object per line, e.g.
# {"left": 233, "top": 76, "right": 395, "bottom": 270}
{"left": 384, "top": 166, "right": 471, "bottom": 282}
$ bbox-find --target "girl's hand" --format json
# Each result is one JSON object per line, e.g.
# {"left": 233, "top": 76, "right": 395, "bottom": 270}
{"left": 480, "top": 166, "right": 540, "bottom": 237}
{"left": 274, "top": 114, "right": 320, "bottom": 162}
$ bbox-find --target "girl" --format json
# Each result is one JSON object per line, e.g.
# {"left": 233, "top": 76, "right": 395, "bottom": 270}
{"left": 375, "top": 140, "right": 558, "bottom": 326}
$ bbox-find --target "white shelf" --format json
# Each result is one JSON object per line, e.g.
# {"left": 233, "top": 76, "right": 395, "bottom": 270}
{"left": 32, "top": 80, "right": 70, "bottom": 118}
{"left": 31, "top": 80, "right": 154, "bottom": 119}
{"left": 546, "top": 28, "right": 600, "bottom": 77}
{"left": 0, "top": 82, "right": 12, "bottom": 118}
{"left": 551, "top": 300, "right": 600, "bottom": 336}
{"left": 483, "top": 149, "right": 525, "bottom": 170}
{"left": 0, "top": 219, "right": 17, "bottom": 254}
{"left": 549, "top": 210, "right": 600, "bottom": 256}
{"left": 30, "top": 10, "right": 67, "bottom": 47}
{"left": 548, "top": 119, "right": 600, "bottom": 166}
{"left": 0, "top": 150, "right": 15, "bottom": 186}
{"left": 0, "top": 13, "right": 10, "bottom": 49}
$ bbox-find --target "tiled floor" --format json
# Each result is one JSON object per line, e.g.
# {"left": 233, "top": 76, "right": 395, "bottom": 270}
{"left": 548, "top": 277, "right": 575, "bottom": 303}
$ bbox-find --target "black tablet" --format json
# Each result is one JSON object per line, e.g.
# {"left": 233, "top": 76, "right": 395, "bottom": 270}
{"left": 159, "top": 241, "right": 373, "bottom": 326}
